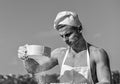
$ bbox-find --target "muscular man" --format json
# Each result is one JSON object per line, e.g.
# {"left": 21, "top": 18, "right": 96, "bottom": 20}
{"left": 18, "top": 11, "right": 112, "bottom": 84}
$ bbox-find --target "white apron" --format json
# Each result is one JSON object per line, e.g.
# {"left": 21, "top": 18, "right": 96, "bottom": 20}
{"left": 59, "top": 48, "right": 94, "bottom": 84}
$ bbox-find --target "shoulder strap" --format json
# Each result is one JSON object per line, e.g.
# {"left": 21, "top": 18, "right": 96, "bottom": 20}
{"left": 62, "top": 48, "right": 69, "bottom": 66}
{"left": 87, "top": 49, "right": 90, "bottom": 69}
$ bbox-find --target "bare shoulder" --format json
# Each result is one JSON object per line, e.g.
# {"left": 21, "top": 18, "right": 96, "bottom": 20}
{"left": 88, "top": 44, "right": 109, "bottom": 63}
{"left": 51, "top": 47, "right": 67, "bottom": 59}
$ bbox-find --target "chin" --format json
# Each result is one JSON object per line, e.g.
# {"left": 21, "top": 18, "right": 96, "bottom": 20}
{"left": 71, "top": 44, "right": 76, "bottom": 48}
{"left": 67, "top": 43, "right": 74, "bottom": 48}
{"left": 65, "top": 41, "right": 76, "bottom": 47}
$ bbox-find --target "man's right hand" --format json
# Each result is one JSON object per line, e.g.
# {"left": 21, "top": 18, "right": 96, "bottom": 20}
{"left": 18, "top": 44, "right": 28, "bottom": 60}
{"left": 17, "top": 44, "right": 44, "bottom": 73}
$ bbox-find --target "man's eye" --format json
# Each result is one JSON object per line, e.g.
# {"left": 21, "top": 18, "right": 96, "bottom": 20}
{"left": 65, "top": 33, "right": 72, "bottom": 37}
{"left": 60, "top": 35, "right": 64, "bottom": 37}
{"left": 60, "top": 32, "right": 72, "bottom": 38}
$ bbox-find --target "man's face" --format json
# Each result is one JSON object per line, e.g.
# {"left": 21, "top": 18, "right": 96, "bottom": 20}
{"left": 58, "top": 26, "right": 80, "bottom": 46}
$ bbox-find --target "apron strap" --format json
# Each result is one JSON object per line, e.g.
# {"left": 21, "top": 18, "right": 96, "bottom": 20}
{"left": 60, "top": 47, "right": 70, "bottom": 76}
{"left": 86, "top": 44, "right": 94, "bottom": 84}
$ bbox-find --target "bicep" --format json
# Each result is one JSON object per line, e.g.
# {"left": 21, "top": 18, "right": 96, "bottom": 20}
{"left": 96, "top": 49, "right": 111, "bottom": 83}
{"left": 45, "top": 48, "right": 63, "bottom": 69}
{"left": 51, "top": 47, "right": 66, "bottom": 65}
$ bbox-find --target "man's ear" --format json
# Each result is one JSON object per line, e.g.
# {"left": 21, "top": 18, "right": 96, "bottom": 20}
{"left": 77, "top": 25, "right": 83, "bottom": 33}
{"left": 79, "top": 29, "right": 83, "bottom": 33}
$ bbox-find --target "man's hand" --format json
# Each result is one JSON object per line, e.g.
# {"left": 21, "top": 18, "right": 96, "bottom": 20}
{"left": 18, "top": 44, "right": 54, "bottom": 73}
{"left": 18, "top": 44, "right": 28, "bottom": 60}
{"left": 24, "top": 58, "right": 41, "bottom": 74}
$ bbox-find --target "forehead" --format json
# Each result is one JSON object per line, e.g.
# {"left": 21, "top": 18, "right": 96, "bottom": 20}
{"left": 58, "top": 26, "right": 76, "bottom": 33}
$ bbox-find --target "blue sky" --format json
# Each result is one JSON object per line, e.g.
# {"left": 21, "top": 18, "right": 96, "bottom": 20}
{"left": 0, "top": 0, "right": 120, "bottom": 75}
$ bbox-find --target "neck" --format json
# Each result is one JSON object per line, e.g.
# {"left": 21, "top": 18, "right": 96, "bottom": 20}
{"left": 71, "top": 37, "right": 87, "bottom": 53}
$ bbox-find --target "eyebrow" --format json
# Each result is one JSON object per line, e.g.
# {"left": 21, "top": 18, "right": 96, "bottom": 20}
{"left": 60, "top": 31, "right": 73, "bottom": 38}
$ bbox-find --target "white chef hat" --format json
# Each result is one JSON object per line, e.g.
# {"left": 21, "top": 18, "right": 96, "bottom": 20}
{"left": 54, "top": 11, "right": 82, "bottom": 30}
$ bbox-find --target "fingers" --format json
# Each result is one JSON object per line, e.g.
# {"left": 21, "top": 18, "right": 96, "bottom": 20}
{"left": 18, "top": 45, "right": 28, "bottom": 60}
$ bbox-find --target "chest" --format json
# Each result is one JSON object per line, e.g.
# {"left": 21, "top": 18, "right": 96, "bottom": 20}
{"left": 58, "top": 50, "right": 89, "bottom": 67}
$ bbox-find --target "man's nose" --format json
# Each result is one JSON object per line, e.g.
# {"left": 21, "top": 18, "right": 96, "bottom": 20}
{"left": 63, "top": 36, "right": 68, "bottom": 41}
{"left": 64, "top": 38, "right": 69, "bottom": 43}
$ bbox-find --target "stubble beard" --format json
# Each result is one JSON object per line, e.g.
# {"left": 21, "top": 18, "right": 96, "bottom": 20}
{"left": 69, "top": 38, "right": 80, "bottom": 49}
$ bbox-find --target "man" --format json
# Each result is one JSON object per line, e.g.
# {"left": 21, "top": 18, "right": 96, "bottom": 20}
{"left": 18, "top": 11, "right": 112, "bottom": 84}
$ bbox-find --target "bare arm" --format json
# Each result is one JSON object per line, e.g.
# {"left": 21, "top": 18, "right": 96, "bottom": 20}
{"left": 18, "top": 45, "right": 59, "bottom": 74}
{"left": 94, "top": 48, "right": 112, "bottom": 84}
{"left": 23, "top": 57, "right": 58, "bottom": 73}
{"left": 39, "top": 47, "right": 65, "bottom": 71}
{"left": 24, "top": 47, "right": 65, "bottom": 73}
{"left": 42, "top": 47, "right": 66, "bottom": 71}
{"left": 39, "top": 57, "right": 58, "bottom": 71}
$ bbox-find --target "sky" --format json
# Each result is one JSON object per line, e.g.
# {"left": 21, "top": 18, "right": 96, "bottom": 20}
{"left": 0, "top": 0, "right": 120, "bottom": 75}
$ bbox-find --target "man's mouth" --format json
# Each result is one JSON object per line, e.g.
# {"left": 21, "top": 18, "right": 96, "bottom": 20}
{"left": 65, "top": 40, "right": 71, "bottom": 45}
{"left": 65, "top": 40, "right": 73, "bottom": 46}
